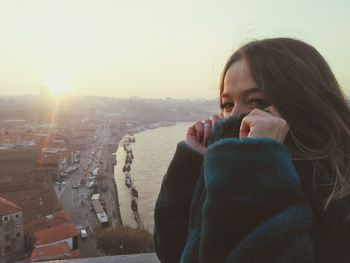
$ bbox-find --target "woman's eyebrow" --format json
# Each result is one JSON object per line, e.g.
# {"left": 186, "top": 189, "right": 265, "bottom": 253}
{"left": 221, "top": 86, "right": 262, "bottom": 100}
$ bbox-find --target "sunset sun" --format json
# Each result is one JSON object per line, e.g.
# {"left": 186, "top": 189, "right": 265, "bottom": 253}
{"left": 47, "top": 74, "right": 72, "bottom": 96}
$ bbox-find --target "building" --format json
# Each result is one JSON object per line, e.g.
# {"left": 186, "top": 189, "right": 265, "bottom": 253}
{"left": 30, "top": 221, "right": 80, "bottom": 262}
{"left": 0, "top": 126, "right": 37, "bottom": 149}
{"left": 0, "top": 197, "right": 24, "bottom": 259}
{"left": 25, "top": 210, "right": 71, "bottom": 246}
{"left": 37, "top": 149, "right": 71, "bottom": 168}
{"left": 30, "top": 241, "right": 76, "bottom": 262}
{"left": 25, "top": 210, "right": 70, "bottom": 234}
{"left": 34, "top": 222, "right": 78, "bottom": 249}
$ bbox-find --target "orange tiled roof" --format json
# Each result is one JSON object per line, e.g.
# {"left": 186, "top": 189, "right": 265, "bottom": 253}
{"left": 1, "top": 187, "right": 62, "bottom": 224}
{"left": 34, "top": 222, "right": 77, "bottom": 246}
{"left": 25, "top": 210, "right": 71, "bottom": 234}
{"left": 30, "top": 241, "right": 70, "bottom": 261}
{"left": 0, "top": 196, "right": 21, "bottom": 215}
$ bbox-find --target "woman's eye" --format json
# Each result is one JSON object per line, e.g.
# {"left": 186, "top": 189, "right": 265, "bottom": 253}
{"left": 221, "top": 102, "right": 234, "bottom": 111}
{"left": 248, "top": 99, "right": 270, "bottom": 110}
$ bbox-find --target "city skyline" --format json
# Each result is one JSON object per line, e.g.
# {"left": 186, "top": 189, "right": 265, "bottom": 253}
{"left": 0, "top": 0, "right": 349, "bottom": 99}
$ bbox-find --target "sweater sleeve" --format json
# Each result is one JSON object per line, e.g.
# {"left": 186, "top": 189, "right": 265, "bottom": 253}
{"left": 154, "top": 141, "right": 203, "bottom": 263}
{"left": 200, "top": 137, "right": 314, "bottom": 263}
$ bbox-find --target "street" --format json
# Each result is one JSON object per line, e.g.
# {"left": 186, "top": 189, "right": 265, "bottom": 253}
{"left": 55, "top": 124, "right": 121, "bottom": 257}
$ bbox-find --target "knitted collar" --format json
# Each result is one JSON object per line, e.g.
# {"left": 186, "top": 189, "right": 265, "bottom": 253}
{"left": 207, "top": 114, "right": 246, "bottom": 146}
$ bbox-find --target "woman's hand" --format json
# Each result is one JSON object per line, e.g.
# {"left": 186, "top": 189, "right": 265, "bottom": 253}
{"left": 186, "top": 114, "right": 222, "bottom": 154}
{"left": 239, "top": 106, "right": 289, "bottom": 143}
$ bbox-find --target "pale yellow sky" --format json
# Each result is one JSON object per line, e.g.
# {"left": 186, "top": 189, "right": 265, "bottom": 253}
{"left": 0, "top": 0, "right": 349, "bottom": 99}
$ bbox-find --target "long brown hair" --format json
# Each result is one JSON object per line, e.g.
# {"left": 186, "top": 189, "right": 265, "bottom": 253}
{"left": 220, "top": 38, "right": 350, "bottom": 208}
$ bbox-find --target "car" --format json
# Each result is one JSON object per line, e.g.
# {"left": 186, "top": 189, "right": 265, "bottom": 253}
{"left": 75, "top": 224, "right": 83, "bottom": 231}
{"left": 80, "top": 229, "right": 88, "bottom": 239}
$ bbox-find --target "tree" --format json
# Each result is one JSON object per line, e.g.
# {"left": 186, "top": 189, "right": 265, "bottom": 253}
{"left": 96, "top": 226, "right": 154, "bottom": 255}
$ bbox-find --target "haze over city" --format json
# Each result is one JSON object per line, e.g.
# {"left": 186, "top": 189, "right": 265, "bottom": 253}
{"left": 0, "top": 0, "right": 349, "bottom": 99}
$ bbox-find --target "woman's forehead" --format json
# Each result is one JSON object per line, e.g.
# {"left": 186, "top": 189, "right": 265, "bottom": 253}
{"left": 223, "top": 60, "right": 258, "bottom": 96}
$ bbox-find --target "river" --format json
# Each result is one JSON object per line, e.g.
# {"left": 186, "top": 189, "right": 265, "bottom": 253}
{"left": 114, "top": 122, "right": 191, "bottom": 232}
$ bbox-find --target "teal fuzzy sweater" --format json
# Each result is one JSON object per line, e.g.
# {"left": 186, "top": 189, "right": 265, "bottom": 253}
{"left": 154, "top": 115, "right": 314, "bottom": 263}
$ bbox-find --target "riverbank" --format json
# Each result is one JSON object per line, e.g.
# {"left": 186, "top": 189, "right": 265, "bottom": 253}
{"left": 96, "top": 121, "right": 181, "bottom": 233}
{"left": 120, "top": 138, "right": 144, "bottom": 230}
{"left": 113, "top": 122, "right": 190, "bottom": 232}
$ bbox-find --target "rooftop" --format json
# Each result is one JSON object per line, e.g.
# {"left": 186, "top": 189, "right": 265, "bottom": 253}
{"left": 35, "top": 222, "right": 77, "bottom": 246}
{"left": 0, "top": 196, "right": 21, "bottom": 215}
{"left": 1, "top": 187, "right": 62, "bottom": 224}
{"left": 30, "top": 241, "right": 70, "bottom": 262}
{"left": 26, "top": 210, "right": 71, "bottom": 234}
{"left": 37, "top": 149, "right": 71, "bottom": 166}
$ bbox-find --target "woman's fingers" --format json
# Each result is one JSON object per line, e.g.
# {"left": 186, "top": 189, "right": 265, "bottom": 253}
{"left": 185, "top": 114, "right": 224, "bottom": 154}
{"left": 239, "top": 116, "right": 251, "bottom": 139}
{"left": 211, "top": 114, "right": 221, "bottom": 129}
{"left": 193, "top": 121, "right": 205, "bottom": 142}
{"left": 202, "top": 119, "right": 212, "bottom": 146}
{"left": 239, "top": 108, "right": 289, "bottom": 143}
{"left": 203, "top": 114, "right": 223, "bottom": 145}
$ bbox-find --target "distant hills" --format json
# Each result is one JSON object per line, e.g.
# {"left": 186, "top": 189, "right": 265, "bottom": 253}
{"left": 0, "top": 95, "right": 219, "bottom": 123}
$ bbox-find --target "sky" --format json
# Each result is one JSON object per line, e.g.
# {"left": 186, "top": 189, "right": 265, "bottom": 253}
{"left": 0, "top": 0, "right": 349, "bottom": 99}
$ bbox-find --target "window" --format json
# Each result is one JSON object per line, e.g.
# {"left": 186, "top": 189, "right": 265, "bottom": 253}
{"left": 15, "top": 214, "right": 19, "bottom": 219}
{"left": 16, "top": 232, "right": 21, "bottom": 238}
{"left": 4, "top": 216, "right": 8, "bottom": 222}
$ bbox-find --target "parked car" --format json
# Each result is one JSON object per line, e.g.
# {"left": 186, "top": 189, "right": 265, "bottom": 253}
{"left": 75, "top": 224, "right": 83, "bottom": 232}
{"left": 80, "top": 229, "right": 88, "bottom": 239}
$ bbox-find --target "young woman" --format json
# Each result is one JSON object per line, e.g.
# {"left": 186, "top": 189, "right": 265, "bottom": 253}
{"left": 154, "top": 38, "right": 350, "bottom": 263}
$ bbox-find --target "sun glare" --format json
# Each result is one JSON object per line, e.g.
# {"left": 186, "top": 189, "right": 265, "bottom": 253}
{"left": 47, "top": 74, "right": 72, "bottom": 96}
